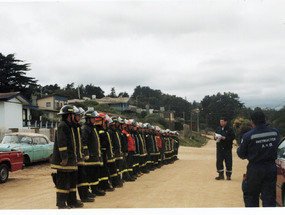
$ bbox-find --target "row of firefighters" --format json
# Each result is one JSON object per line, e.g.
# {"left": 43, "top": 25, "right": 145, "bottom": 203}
{"left": 51, "top": 105, "right": 180, "bottom": 209}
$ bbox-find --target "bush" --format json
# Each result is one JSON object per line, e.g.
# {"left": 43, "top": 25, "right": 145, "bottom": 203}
{"left": 179, "top": 132, "right": 209, "bottom": 147}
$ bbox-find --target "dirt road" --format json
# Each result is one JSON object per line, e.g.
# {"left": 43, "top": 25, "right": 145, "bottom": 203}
{"left": 0, "top": 137, "right": 248, "bottom": 209}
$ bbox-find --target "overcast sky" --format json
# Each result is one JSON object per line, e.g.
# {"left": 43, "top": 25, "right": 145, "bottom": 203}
{"left": 1, "top": 0, "right": 285, "bottom": 109}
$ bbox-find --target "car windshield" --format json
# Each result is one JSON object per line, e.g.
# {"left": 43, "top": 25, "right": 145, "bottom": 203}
{"left": 1, "top": 135, "right": 32, "bottom": 144}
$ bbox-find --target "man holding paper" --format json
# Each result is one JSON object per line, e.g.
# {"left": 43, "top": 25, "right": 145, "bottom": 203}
{"left": 214, "top": 117, "right": 235, "bottom": 180}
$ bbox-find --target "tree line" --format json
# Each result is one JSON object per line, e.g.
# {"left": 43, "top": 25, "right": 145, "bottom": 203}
{"left": 1, "top": 53, "right": 285, "bottom": 138}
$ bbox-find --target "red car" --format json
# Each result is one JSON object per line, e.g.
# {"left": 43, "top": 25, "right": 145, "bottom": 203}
{"left": 276, "top": 138, "right": 285, "bottom": 206}
{"left": 0, "top": 151, "right": 23, "bottom": 183}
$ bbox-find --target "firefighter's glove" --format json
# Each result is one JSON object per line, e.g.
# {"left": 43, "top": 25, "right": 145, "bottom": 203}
{"left": 60, "top": 158, "right": 68, "bottom": 166}
{"left": 84, "top": 155, "right": 90, "bottom": 161}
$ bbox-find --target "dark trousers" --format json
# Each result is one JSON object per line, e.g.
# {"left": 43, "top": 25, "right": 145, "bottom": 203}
{"left": 126, "top": 151, "right": 134, "bottom": 176}
{"left": 77, "top": 165, "right": 89, "bottom": 200}
{"left": 86, "top": 165, "right": 100, "bottom": 193}
{"left": 56, "top": 170, "right": 77, "bottom": 207}
{"left": 108, "top": 161, "right": 120, "bottom": 187}
{"left": 216, "top": 148, "right": 232, "bottom": 176}
{"left": 122, "top": 155, "right": 132, "bottom": 180}
{"left": 242, "top": 163, "right": 277, "bottom": 207}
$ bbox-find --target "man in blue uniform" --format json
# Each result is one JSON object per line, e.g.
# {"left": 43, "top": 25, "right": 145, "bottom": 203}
{"left": 237, "top": 110, "right": 280, "bottom": 207}
{"left": 214, "top": 117, "right": 235, "bottom": 180}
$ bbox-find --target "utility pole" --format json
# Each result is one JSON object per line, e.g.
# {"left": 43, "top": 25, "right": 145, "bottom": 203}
{"left": 196, "top": 109, "right": 200, "bottom": 133}
{"left": 190, "top": 111, "right": 193, "bottom": 139}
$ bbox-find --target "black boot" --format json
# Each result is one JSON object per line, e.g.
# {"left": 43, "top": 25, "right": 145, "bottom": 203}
{"left": 215, "top": 172, "right": 224, "bottom": 180}
{"left": 226, "top": 172, "right": 232, "bottom": 180}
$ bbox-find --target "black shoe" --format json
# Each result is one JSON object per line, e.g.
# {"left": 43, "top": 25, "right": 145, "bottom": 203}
{"left": 92, "top": 189, "right": 106, "bottom": 196}
{"left": 226, "top": 176, "right": 231, "bottom": 180}
{"left": 87, "top": 192, "right": 96, "bottom": 198}
{"left": 105, "top": 186, "right": 115, "bottom": 192}
{"left": 81, "top": 198, "right": 95, "bottom": 203}
{"left": 142, "top": 170, "right": 149, "bottom": 174}
{"left": 58, "top": 205, "right": 71, "bottom": 209}
{"left": 215, "top": 175, "right": 224, "bottom": 180}
{"left": 68, "top": 200, "right": 84, "bottom": 208}
{"left": 125, "top": 177, "right": 136, "bottom": 182}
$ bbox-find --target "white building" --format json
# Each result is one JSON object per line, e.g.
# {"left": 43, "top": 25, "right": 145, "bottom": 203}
{"left": 0, "top": 92, "right": 32, "bottom": 129}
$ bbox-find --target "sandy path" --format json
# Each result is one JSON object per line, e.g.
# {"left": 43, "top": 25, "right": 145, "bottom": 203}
{"left": 0, "top": 137, "right": 248, "bottom": 210}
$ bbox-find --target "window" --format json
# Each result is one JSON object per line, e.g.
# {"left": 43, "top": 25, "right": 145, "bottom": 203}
{"left": 46, "top": 102, "right": 51, "bottom": 107}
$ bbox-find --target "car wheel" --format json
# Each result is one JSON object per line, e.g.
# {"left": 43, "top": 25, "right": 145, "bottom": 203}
{"left": 23, "top": 155, "right": 30, "bottom": 165}
{"left": 0, "top": 164, "right": 9, "bottom": 183}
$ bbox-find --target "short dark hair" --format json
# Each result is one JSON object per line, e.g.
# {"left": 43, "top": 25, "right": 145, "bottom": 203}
{"left": 251, "top": 110, "right": 265, "bottom": 125}
{"left": 220, "top": 116, "right": 228, "bottom": 121}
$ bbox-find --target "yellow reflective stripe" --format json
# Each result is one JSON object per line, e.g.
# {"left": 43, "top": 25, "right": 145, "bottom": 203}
{"left": 77, "top": 127, "right": 83, "bottom": 159}
{"left": 83, "top": 146, "right": 88, "bottom": 149}
{"left": 115, "top": 131, "right": 122, "bottom": 155}
{"left": 84, "top": 161, "right": 103, "bottom": 166}
{"left": 115, "top": 156, "right": 123, "bottom": 160}
{"left": 127, "top": 134, "right": 130, "bottom": 137}
{"left": 51, "top": 164, "right": 78, "bottom": 170}
{"left": 77, "top": 182, "right": 89, "bottom": 187}
{"left": 128, "top": 169, "right": 133, "bottom": 171}
{"left": 56, "top": 189, "right": 69, "bottom": 194}
{"left": 122, "top": 169, "right": 128, "bottom": 173}
{"left": 107, "top": 158, "right": 116, "bottom": 163}
{"left": 59, "top": 147, "right": 67, "bottom": 151}
{"left": 132, "top": 163, "right": 139, "bottom": 167}
{"left": 139, "top": 134, "right": 146, "bottom": 154}
{"left": 106, "top": 131, "right": 114, "bottom": 158}
{"left": 110, "top": 173, "right": 118, "bottom": 178}
{"left": 89, "top": 181, "right": 99, "bottom": 186}
{"left": 99, "top": 177, "right": 108, "bottom": 181}
{"left": 71, "top": 128, "right": 77, "bottom": 162}
{"left": 94, "top": 128, "right": 101, "bottom": 157}
{"left": 70, "top": 188, "right": 76, "bottom": 192}
{"left": 99, "top": 130, "right": 105, "bottom": 134}
{"left": 77, "top": 161, "right": 85, "bottom": 165}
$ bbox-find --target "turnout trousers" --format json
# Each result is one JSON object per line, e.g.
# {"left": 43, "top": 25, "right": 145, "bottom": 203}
{"left": 216, "top": 148, "right": 232, "bottom": 177}
{"left": 242, "top": 163, "right": 277, "bottom": 207}
{"left": 56, "top": 170, "right": 77, "bottom": 207}
{"left": 77, "top": 165, "right": 89, "bottom": 200}
{"left": 86, "top": 165, "right": 100, "bottom": 193}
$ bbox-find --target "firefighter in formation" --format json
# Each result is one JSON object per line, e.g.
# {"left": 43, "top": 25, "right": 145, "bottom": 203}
{"left": 51, "top": 105, "right": 179, "bottom": 209}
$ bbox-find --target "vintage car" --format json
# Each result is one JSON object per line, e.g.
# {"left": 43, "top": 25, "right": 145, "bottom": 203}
{"left": 0, "top": 151, "right": 23, "bottom": 183}
{"left": 276, "top": 138, "right": 285, "bottom": 206}
{"left": 0, "top": 133, "right": 54, "bottom": 164}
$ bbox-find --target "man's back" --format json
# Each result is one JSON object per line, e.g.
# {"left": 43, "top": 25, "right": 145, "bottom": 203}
{"left": 237, "top": 124, "right": 280, "bottom": 164}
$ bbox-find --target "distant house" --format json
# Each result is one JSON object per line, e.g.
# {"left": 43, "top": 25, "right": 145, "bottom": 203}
{"left": 96, "top": 97, "right": 130, "bottom": 111}
{"left": 0, "top": 92, "right": 35, "bottom": 129}
{"left": 37, "top": 95, "right": 68, "bottom": 119}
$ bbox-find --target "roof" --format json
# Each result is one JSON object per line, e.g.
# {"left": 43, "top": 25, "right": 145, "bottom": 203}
{"left": 37, "top": 95, "right": 68, "bottom": 101}
{"left": 0, "top": 92, "right": 31, "bottom": 105}
{"left": 96, "top": 97, "right": 130, "bottom": 105}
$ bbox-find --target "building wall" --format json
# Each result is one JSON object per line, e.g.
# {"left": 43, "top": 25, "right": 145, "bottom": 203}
{"left": 0, "top": 99, "right": 23, "bottom": 129}
{"left": 38, "top": 96, "right": 67, "bottom": 111}
{"left": 37, "top": 97, "right": 54, "bottom": 110}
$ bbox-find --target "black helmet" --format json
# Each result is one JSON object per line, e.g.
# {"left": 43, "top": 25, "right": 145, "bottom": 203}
{"left": 83, "top": 110, "right": 99, "bottom": 118}
{"left": 58, "top": 105, "right": 74, "bottom": 115}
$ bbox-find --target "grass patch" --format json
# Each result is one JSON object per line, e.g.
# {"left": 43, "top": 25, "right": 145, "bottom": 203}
{"left": 179, "top": 132, "right": 209, "bottom": 147}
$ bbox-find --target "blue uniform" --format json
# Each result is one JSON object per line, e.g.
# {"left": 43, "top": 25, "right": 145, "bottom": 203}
{"left": 237, "top": 124, "right": 280, "bottom": 207}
